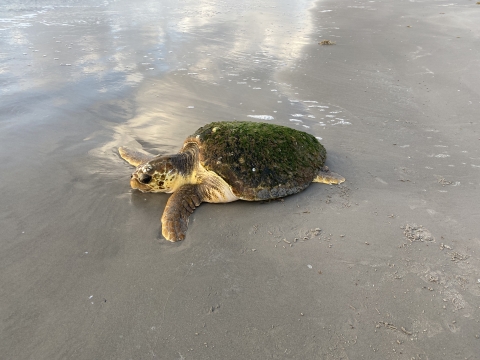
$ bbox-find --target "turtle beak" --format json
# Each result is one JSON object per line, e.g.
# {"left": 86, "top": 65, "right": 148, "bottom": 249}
{"left": 130, "top": 173, "right": 151, "bottom": 192}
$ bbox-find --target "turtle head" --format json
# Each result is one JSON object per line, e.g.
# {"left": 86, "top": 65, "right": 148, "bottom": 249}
{"left": 130, "top": 155, "right": 182, "bottom": 193}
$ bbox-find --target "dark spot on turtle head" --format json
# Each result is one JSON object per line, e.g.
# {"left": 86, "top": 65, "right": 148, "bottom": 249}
{"left": 158, "top": 181, "right": 164, "bottom": 188}
{"left": 165, "top": 162, "right": 174, "bottom": 172}
{"left": 139, "top": 173, "right": 152, "bottom": 184}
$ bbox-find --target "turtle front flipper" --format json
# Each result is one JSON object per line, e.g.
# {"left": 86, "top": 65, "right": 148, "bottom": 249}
{"left": 119, "top": 147, "right": 154, "bottom": 167}
{"left": 313, "top": 166, "right": 345, "bottom": 185}
{"left": 161, "top": 184, "right": 203, "bottom": 242}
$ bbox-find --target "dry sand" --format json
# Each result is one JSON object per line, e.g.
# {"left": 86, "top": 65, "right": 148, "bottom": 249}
{"left": 1, "top": 0, "right": 479, "bottom": 359}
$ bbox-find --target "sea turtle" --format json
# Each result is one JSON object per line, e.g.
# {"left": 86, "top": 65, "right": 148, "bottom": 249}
{"left": 119, "top": 121, "right": 345, "bottom": 242}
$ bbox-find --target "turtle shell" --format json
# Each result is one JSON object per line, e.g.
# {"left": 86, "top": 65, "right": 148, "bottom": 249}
{"left": 191, "top": 121, "right": 326, "bottom": 200}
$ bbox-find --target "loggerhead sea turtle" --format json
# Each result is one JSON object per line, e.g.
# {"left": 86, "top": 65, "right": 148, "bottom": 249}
{"left": 119, "top": 121, "right": 345, "bottom": 242}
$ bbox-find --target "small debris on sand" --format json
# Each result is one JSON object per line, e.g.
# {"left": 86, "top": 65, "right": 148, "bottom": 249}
{"left": 440, "top": 243, "right": 452, "bottom": 250}
{"left": 318, "top": 40, "right": 336, "bottom": 45}
{"left": 303, "top": 228, "right": 321, "bottom": 239}
{"left": 437, "top": 177, "right": 453, "bottom": 186}
{"left": 376, "top": 322, "right": 413, "bottom": 336}
{"left": 450, "top": 251, "right": 469, "bottom": 262}
{"left": 403, "top": 224, "right": 435, "bottom": 242}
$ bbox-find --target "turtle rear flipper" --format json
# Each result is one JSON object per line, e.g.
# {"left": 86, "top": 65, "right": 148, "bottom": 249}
{"left": 313, "top": 166, "right": 345, "bottom": 185}
{"left": 119, "top": 147, "right": 154, "bottom": 167}
{"left": 161, "top": 184, "right": 203, "bottom": 242}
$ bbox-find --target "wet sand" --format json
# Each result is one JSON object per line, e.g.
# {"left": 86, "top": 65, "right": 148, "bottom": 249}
{"left": 1, "top": 0, "right": 480, "bottom": 358}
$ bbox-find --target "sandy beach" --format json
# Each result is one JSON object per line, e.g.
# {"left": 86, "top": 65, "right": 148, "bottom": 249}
{"left": 1, "top": 0, "right": 479, "bottom": 358}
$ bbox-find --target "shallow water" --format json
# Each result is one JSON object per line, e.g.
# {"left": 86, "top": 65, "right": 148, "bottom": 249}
{"left": 0, "top": 0, "right": 349, "bottom": 239}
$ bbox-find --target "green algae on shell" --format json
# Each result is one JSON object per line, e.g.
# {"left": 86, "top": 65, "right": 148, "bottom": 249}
{"left": 191, "top": 121, "right": 326, "bottom": 200}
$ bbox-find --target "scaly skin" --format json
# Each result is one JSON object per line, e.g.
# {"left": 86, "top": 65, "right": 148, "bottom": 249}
{"left": 161, "top": 184, "right": 202, "bottom": 241}
{"left": 120, "top": 140, "right": 238, "bottom": 241}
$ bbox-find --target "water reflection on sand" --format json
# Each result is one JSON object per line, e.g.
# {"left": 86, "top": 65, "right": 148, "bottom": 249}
{"left": 0, "top": 0, "right": 352, "bottom": 183}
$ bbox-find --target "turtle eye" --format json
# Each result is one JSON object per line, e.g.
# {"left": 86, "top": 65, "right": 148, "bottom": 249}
{"left": 139, "top": 173, "right": 152, "bottom": 184}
